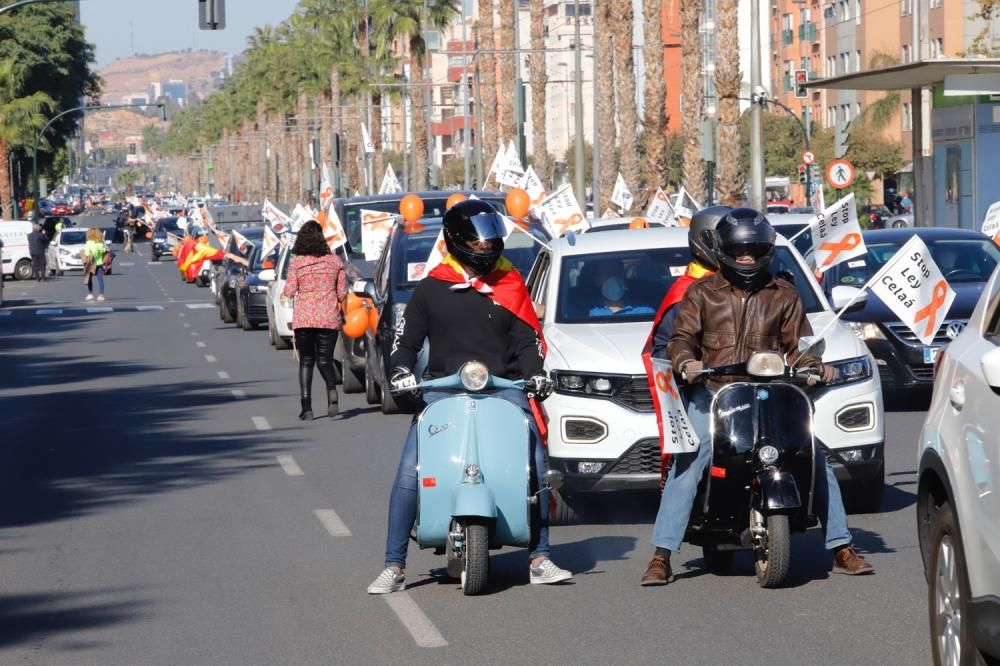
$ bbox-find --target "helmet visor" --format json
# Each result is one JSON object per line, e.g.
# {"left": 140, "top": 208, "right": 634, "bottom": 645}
{"left": 722, "top": 242, "right": 772, "bottom": 261}
{"left": 467, "top": 212, "right": 507, "bottom": 243}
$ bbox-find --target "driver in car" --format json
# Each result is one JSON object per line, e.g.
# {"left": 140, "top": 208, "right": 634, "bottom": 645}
{"left": 640, "top": 208, "right": 875, "bottom": 586}
{"left": 367, "top": 199, "right": 573, "bottom": 594}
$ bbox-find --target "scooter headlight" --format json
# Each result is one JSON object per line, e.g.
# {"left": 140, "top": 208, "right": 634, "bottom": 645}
{"left": 746, "top": 351, "right": 785, "bottom": 378}
{"left": 758, "top": 445, "right": 780, "bottom": 465}
{"left": 459, "top": 361, "right": 489, "bottom": 391}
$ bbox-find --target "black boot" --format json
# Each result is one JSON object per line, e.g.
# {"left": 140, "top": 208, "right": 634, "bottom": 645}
{"left": 299, "top": 398, "right": 313, "bottom": 421}
{"left": 327, "top": 388, "right": 339, "bottom": 417}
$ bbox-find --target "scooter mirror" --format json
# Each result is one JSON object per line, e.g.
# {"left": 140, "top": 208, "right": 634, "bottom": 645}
{"left": 798, "top": 335, "right": 826, "bottom": 357}
{"left": 543, "top": 469, "right": 565, "bottom": 492}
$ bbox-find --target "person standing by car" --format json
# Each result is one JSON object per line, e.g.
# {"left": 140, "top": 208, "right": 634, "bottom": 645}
{"left": 27, "top": 223, "right": 49, "bottom": 281}
{"left": 82, "top": 227, "right": 106, "bottom": 302}
{"left": 281, "top": 220, "right": 348, "bottom": 420}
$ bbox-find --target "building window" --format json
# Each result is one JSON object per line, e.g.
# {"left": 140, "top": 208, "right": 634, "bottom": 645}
{"left": 827, "top": 107, "right": 835, "bottom": 127}
{"left": 783, "top": 13, "right": 793, "bottom": 30}
{"left": 855, "top": 102, "right": 862, "bottom": 118}
{"left": 856, "top": 0, "right": 862, "bottom": 25}
{"left": 902, "top": 102, "right": 913, "bottom": 131}
{"left": 929, "top": 0, "right": 942, "bottom": 7}
{"left": 800, "top": 8, "right": 811, "bottom": 23}
{"left": 842, "top": 0, "right": 852, "bottom": 21}
{"left": 840, "top": 52, "right": 849, "bottom": 74}
{"left": 901, "top": 44, "right": 911, "bottom": 63}
{"left": 840, "top": 105, "right": 849, "bottom": 125}
{"left": 855, "top": 50, "right": 862, "bottom": 72}
{"left": 901, "top": 0, "right": 912, "bottom": 16}
{"left": 930, "top": 37, "right": 944, "bottom": 58}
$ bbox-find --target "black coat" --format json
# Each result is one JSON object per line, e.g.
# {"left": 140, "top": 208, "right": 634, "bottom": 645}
{"left": 27, "top": 231, "right": 49, "bottom": 256}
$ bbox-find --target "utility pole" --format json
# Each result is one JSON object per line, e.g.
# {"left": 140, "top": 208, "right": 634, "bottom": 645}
{"left": 513, "top": 2, "right": 525, "bottom": 162}
{"left": 749, "top": 0, "right": 764, "bottom": 210}
{"left": 461, "top": 11, "right": 471, "bottom": 189}
{"left": 474, "top": 63, "right": 485, "bottom": 187}
{"left": 573, "top": 0, "right": 585, "bottom": 210}
{"left": 591, "top": 20, "right": 600, "bottom": 215}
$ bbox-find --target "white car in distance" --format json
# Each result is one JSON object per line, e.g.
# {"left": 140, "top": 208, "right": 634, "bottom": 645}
{"left": 265, "top": 240, "right": 295, "bottom": 350}
{"left": 45, "top": 228, "right": 91, "bottom": 275}
{"left": 525, "top": 227, "right": 885, "bottom": 520}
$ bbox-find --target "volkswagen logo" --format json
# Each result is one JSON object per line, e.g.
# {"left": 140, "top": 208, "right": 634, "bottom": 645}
{"left": 946, "top": 322, "right": 965, "bottom": 340}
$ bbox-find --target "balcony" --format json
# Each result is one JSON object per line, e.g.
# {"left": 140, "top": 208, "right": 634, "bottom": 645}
{"left": 783, "top": 75, "right": 794, "bottom": 92}
{"left": 808, "top": 71, "right": 818, "bottom": 81}
{"left": 781, "top": 28, "right": 794, "bottom": 46}
{"left": 799, "top": 22, "right": 817, "bottom": 42}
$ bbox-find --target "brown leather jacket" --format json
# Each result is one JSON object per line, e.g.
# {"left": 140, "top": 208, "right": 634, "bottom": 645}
{"left": 668, "top": 272, "right": 820, "bottom": 388}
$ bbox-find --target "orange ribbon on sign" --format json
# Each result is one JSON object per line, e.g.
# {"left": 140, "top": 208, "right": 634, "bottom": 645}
{"left": 819, "top": 232, "right": 862, "bottom": 267}
{"left": 654, "top": 370, "right": 679, "bottom": 399}
{"left": 914, "top": 280, "right": 948, "bottom": 338}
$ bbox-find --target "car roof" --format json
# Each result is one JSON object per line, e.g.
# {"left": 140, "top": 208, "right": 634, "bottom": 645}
{"left": 768, "top": 213, "right": 816, "bottom": 225}
{"left": 549, "top": 226, "right": 793, "bottom": 256}
{"left": 862, "top": 227, "right": 987, "bottom": 241}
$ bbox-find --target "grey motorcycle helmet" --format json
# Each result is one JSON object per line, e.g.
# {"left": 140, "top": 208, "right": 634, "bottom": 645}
{"left": 688, "top": 205, "right": 731, "bottom": 271}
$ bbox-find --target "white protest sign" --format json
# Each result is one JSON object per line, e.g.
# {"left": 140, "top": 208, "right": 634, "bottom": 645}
{"left": 319, "top": 163, "right": 335, "bottom": 210}
{"left": 644, "top": 187, "right": 677, "bottom": 226}
{"left": 518, "top": 165, "right": 546, "bottom": 206}
{"left": 810, "top": 193, "right": 867, "bottom": 273}
{"left": 650, "top": 358, "right": 700, "bottom": 454}
{"left": 262, "top": 198, "right": 293, "bottom": 233}
{"left": 360, "top": 209, "right": 395, "bottom": 260}
{"left": 498, "top": 140, "right": 525, "bottom": 188}
{"left": 316, "top": 202, "right": 347, "bottom": 251}
{"left": 361, "top": 123, "right": 375, "bottom": 154}
{"left": 868, "top": 235, "right": 956, "bottom": 346}
{"left": 611, "top": 172, "right": 634, "bottom": 212}
{"left": 379, "top": 163, "right": 403, "bottom": 194}
{"left": 261, "top": 225, "right": 280, "bottom": 258}
{"left": 484, "top": 143, "right": 505, "bottom": 188}
{"left": 981, "top": 201, "right": 1000, "bottom": 242}
{"left": 290, "top": 203, "right": 313, "bottom": 230}
{"left": 536, "top": 184, "right": 588, "bottom": 237}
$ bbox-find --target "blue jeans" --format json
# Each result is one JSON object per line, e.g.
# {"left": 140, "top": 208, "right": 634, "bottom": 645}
{"left": 87, "top": 266, "right": 105, "bottom": 295}
{"left": 651, "top": 384, "right": 852, "bottom": 553}
{"left": 384, "top": 388, "right": 551, "bottom": 569}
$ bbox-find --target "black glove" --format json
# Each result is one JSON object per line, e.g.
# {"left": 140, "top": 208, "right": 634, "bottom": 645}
{"left": 390, "top": 367, "right": 418, "bottom": 395}
{"left": 525, "top": 374, "right": 553, "bottom": 400}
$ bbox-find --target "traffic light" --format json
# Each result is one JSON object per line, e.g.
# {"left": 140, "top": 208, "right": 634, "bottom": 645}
{"left": 798, "top": 165, "right": 808, "bottom": 184}
{"left": 794, "top": 69, "right": 808, "bottom": 99}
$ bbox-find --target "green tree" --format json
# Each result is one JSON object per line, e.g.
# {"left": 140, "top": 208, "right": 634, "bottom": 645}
{"left": 0, "top": 60, "right": 53, "bottom": 215}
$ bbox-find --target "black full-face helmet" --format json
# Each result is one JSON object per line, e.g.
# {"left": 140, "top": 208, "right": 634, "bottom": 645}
{"left": 688, "top": 205, "right": 731, "bottom": 271}
{"left": 442, "top": 199, "right": 506, "bottom": 275}
{"left": 715, "top": 207, "right": 776, "bottom": 292}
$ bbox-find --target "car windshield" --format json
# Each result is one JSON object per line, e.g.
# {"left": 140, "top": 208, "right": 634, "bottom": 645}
{"left": 155, "top": 218, "right": 181, "bottom": 233}
{"left": 828, "top": 237, "right": 1000, "bottom": 286}
{"left": 60, "top": 230, "right": 87, "bottom": 244}
{"left": 556, "top": 246, "right": 824, "bottom": 324}
{"left": 342, "top": 196, "right": 507, "bottom": 254}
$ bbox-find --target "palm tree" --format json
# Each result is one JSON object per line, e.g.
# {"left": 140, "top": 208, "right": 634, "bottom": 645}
{"left": 640, "top": 0, "right": 667, "bottom": 208}
{"left": 529, "top": 0, "right": 550, "bottom": 184}
{"left": 714, "top": 0, "right": 742, "bottom": 206}
{"left": 679, "top": 0, "right": 704, "bottom": 202}
{"left": 595, "top": 0, "right": 617, "bottom": 211}
{"left": 853, "top": 51, "right": 901, "bottom": 132}
{"left": 497, "top": 0, "right": 515, "bottom": 143}
{"left": 477, "top": 0, "right": 499, "bottom": 173}
{"left": 0, "top": 58, "right": 55, "bottom": 211}
{"left": 612, "top": 0, "right": 640, "bottom": 206}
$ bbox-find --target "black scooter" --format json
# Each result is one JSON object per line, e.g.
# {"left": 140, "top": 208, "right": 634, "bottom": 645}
{"left": 683, "top": 339, "right": 826, "bottom": 588}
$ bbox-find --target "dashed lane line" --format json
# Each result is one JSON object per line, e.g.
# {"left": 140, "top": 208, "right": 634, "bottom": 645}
{"left": 251, "top": 416, "right": 271, "bottom": 431}
{"left": 383, "top": 594, "right": 449, "bottom": 649}
{"left": 195, "top": 341, "right": 206, "bottom": 348}
{"left": 185, "top": 303, "right": 215, "bottom": 309}
{"left": 314, "top": 509, "right": 352, "bottom": 537}
{"left": 37, "top": 309, "right": 63, "bottom": 315}
{"left": 120, "top": 262, "right": 135, "bottom": 267}
{"left": 183, "top": 323, "right": 191, "bottom": 328}
{"left": 136, "top": 305, "right": 164, "bottom": 312}
{"left": 217, "top": 371, "right": 231, "bottom": 380}
{"left": 231, "top": 389, "right": 246, "bottom": 400}
{"left": 86, "top": 307, "right": 114, "bottom": 313}
{"left": 190, "top": 331, "right": 199, "bottom": 336}
{"left": 204, "top": 355, "right": 217, "bottom": 363}
{"left": 276, "top": 455, "right": 303, "bottom": 476}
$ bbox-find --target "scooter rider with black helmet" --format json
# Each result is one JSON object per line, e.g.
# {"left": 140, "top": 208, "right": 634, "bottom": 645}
{"left": 367, "top": 199, "right": 573, "bottom": 594}
{"left": 640, "top": 208, "right": 874, "bottom": 586}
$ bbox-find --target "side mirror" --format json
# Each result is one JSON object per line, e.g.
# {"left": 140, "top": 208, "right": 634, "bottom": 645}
{"left": 353, "top": 279, "right": 376, "bottom": 300}
{"left": 830, "top": 285, "right": 868, "bottom": 313}
{"left": 798, "top": 335, "right": 826, "bottom": 358}
{"left": 981, "top": 346, "right": 1000, "bottom": 389}
{"left": 258, "top": 268, "right": 276, "bottom": 282}
{"left": 542, "top": 469, "right": 564, "bottom": 492}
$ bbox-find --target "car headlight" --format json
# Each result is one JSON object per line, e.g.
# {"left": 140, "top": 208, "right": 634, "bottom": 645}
{"left": 460, "top": 361, "right": 489, "bottom": 391}
{"left": 551, "top": 371, "right": 630, "bottom": 397}
{"left": 228, "top": 277, "right": 238, "bottom": 289}
{"left": 758, "top": 445, "right": 779, "bottom": 464}
{"left": 846, "top": 321, "right": 885, "bottom": 341}
{"left": 824, "top": 356, "right": 873, "bottom": 386}
{"left": 248, "top": 284, "right": 268, "bottom": 294}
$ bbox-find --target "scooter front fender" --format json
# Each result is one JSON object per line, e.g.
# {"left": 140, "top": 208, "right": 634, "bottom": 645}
{"left": 452, "top": 483, "right": 497, "bottom": 520}
{"left": 754, "top": 469, "right": 801, "bottom": 513}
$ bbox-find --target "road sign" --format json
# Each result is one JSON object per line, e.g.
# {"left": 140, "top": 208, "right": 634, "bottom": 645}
{"left": 802, "top": 150, "right": 815, "bottom": 165}
{"left": 826, "top": 159, "right": 855, "bottom": 189}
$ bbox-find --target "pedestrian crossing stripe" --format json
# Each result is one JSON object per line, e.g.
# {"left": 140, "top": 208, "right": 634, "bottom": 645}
{"left": 37, "top": 309, "right": 63, "bottom": 315}
{"left": 136, "top": 305, "right": 165, "bottom": 311}
{"left": 185, "top": 303, "right": 215, "bottom": 309}
{"left": 86, "top": 307, "right": 114, "bottom": 313}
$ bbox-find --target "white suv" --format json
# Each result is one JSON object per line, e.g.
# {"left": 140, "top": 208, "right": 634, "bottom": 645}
{"left": 265, "top": 241, "right": 294, "bottom": 350}
{"left": 526, "top": 227, "right": 885, "bottom": 517}
{"left": 919, "top": 264, "right": 1000, "bottom": 665}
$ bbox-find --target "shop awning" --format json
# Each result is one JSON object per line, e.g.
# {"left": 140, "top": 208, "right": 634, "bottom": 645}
{"left": 805, "top": 58, "right": 1000, "bottom": 92}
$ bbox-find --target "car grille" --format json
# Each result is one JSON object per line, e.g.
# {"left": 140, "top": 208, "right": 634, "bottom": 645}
{"left": 910, "top": 366, "right": 934, "bottom": 381}
{"left": 606, "top": 438, "right": 660, "bottom": 475}
{"left": 248, "top": 305, "right": 268, "bottom": 320}
{"left": 885, "top": 320, "right": 965, "bottom": 346}
{"left": 611, "top": 376, "right": 655, "bottom": 412}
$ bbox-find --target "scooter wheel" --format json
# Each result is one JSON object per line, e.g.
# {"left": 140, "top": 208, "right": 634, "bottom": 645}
{"left": 461, "top": 521, "right": 489, "bottom": 596}
{"left": 754, "top": 513, "right": 790, "bottom": 588}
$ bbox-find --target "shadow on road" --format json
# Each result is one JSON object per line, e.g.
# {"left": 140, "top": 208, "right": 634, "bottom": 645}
{"left": 0, "top": 590, "right": 151, "bottom": 650}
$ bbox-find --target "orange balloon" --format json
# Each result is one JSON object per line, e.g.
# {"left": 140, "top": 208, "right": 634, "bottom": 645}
{"left": 402, "top": 220, "right": 425, "bottom": 234}
{"left": 629, "top": 217, "right": 650, "bottom": 229}
{"left": 345, "top": 292, "right": 364, "bottom": 313}
{"left": 400, "top": 194, "right": 424, "bottom": 224}
{"left": 446, "top": 193, "right": 467, "bottom": 210}
{"left": 368, "top": 304, "right": 379, "bottom": 333}
{"left": 342, "top": 307, "right": 369, "bottom": 338}
{"left": 145, "top": 231, "right": 152, "bottom": 239}
{"left": 506, "top": 188, "right": 530, "bottom": 221}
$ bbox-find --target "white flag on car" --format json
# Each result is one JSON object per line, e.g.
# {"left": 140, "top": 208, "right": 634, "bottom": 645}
{"left": 649, "top": 358, "right": 700, "bottom": 454}
{"left": 518, "top": 165, "right": 546, "bottom": 206}
{"left": 644, "top": 187, "right": 677, "bottom": 227}
{"left": 867, "top": 235, "right": 956, "bottom": 346}
{"left": 498, "top": 140, "right": 525, "bottom": 188}
{"left": 361, "top": 123, "right": 376, "bottom": 154}
{"left": 261, "top": 225, "right": 280, "bottom": 259}
{"left": 360, "top": 209, "right": 395, "bottom": 260}
{"left": 319, "top": 163, "right": 335, "bottom": 210}
{"left": 484, "top": 143, "right": 506, "bottom": 189}
{"left": 379, "top": 163, "right": 403, "bottom": 194}
{"left": 262, "top": 198, "right": 292, "bottom": 233}
{"left": 611, "top": 172, "right": 634, "bottom": 213}
{"left": 536, "top": 184, "right": 588, "bottom": 237}
{"left": 231, "top": 229, "right": 253, "bottom": 254}
{"left": 809, "top": 193, "right": 867, "bottom": 273}
{"left": 981, "top": 200, "right": 1000, "bottom": 243}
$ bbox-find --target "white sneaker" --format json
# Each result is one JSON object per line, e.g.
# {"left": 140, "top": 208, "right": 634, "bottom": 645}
{"left": 529, "top": 558, "right": 573, "bottom": 585}
{"left": 96, "top": 295, "right": 105, "bottom": 302}
{"left": 84, "top": 294, "right": 94, "bottom": 301}
{"left": 367, "top": 567, "right": 405, "bottom": 594}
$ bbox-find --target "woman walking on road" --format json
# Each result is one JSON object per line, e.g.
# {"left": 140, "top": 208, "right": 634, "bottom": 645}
{"left": 281, "top": 220, "right": 348, "bottom": 420}
{"left": 82, "top": 228, "right": 107, "bottom": 302}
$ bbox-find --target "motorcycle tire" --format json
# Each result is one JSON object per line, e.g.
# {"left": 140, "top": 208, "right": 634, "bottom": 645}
{"left": 702, "top": 544, "right": 735, "bottom": 575}
{"left": 461, "top": 521, "right": 489, "bottom": 596}
{"left": 754, "top": 513, "right": 790, "bottom": 589}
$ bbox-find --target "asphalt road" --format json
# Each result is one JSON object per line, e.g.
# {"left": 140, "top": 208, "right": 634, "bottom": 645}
{"left": 0, "top": 232, "right": 932, "bottom": 665}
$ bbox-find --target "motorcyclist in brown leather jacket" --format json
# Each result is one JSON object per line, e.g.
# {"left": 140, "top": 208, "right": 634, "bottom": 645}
{"left": 640, "top": 208, "right": 875, "bottom": 586}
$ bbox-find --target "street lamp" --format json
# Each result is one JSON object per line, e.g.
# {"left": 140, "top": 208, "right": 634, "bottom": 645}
{"left": 0, "top": 0, "right": 77, "bottom": 15}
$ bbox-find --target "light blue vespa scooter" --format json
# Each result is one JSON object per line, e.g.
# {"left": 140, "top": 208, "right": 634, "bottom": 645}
{"left": 401, "top": 360, "right": 563, "bottom": 596}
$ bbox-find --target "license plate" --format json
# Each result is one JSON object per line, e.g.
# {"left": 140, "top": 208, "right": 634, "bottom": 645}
{"left": 923, "top": 347, "right": 940, "bottom": 364}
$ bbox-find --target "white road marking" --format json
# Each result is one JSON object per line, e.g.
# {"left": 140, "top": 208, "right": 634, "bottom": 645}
{"left": 178, "top": 313, "right": 185, "bottom": 317}
{"left": 136, "top": 305, "right": 164, "bottom": 312}
{"left": 183, "top": 323, "right": 191, "bottom": 328}
{"left": 147, "top": 261, "right": 163, "bottom": 265}
{"left": 217, "top": 371, "right": 231, "bottom": 379}
{"left": 185, "top": 303, "right": 214, "bottom": 309}
{"left": 37, "top": 309, "right": 63, "bottom": 315}
{"left": 204, "top": 354, "right": 217, "bottom": 363}
{"left": 384, "top": 594, "right": 448, "bottom": 649}
{"left": 314, "top": 509, "right": 352, "bottom": 537}
{"left": 252, "top": 416, "right": 271, "bottom": 431}
{"left": 195, "top": 341, "right": 206, "bottom": 348}
{"left": 231, "top": 389, "right": 246, "bottom": 400}
{"left": 190, "top": 331, "right": 199, "bottom": 337}
{"left": 120, "top": 262, "right": 135, "bottom": 266}
{"left": 86, "top": 307, "right": 114, "bottom": 313}
{"left": 276, "top": 455, "right": 303, "bottom": 476}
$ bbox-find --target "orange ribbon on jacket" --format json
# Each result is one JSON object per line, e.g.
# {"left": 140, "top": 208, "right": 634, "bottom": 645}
{"left": 819, "top": 232, "right": 862, "bottom": 267}
{"left": 914, "top": 280, "right": 948, "bottom": 338}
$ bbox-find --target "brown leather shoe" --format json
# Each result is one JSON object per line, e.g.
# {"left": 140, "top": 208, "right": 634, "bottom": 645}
{"left": 832, "top": 545, "right": 874, "bottom": 575}
{"left": 640, "top": 555, "right": 674, "bottom": 586}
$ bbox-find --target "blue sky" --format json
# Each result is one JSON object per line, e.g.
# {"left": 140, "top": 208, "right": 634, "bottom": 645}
{"left": 81, "top": 0, "right": 301, "bottom": 67}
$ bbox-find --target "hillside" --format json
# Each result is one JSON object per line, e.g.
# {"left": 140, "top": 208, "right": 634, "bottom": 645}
{"left": 99, "top": 49, "right": 227, "bottom": 104}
